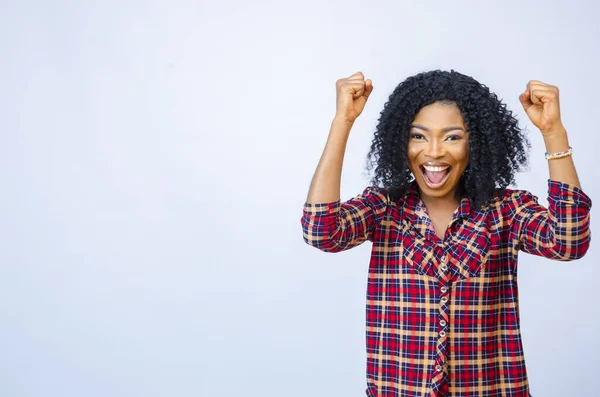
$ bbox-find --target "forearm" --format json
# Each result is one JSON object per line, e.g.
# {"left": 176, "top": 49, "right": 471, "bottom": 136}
{"left": 306, "top": 117, "right": 354, "bottom": 203}
{"left": 543, "top": 127, "right": 581, "bottom": 189}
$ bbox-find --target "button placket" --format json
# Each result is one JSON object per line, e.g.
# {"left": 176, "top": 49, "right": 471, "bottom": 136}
{"left": 434, "top": 251, "right": 451, "bottom": 380}
{"left": 439, "top": 255, "right": 448, "bottom": 271}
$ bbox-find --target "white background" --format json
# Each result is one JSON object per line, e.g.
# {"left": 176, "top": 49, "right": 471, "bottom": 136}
{"left": 1, "top": 1, "right": 598, "bottom": 396}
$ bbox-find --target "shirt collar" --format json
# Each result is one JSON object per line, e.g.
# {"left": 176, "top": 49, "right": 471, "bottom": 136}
{"left": 403, "top": 180, "right": 472, "bottom": 238}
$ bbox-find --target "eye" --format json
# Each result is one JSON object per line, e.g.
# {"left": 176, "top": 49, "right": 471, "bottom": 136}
{"left": 410, "top": 133, "right": 425, "bottom": 140}
{"left": 445, "top": 134, "right": 462, "bottom": 141}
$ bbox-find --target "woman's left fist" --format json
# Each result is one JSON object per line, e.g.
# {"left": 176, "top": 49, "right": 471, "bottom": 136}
{"left": 518, "top": 80, "right": 564, "bottom": 135}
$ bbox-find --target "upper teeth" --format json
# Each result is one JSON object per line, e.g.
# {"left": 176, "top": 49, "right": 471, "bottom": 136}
{"left": 423, "top": 165, "right": 449, "bottom": 172}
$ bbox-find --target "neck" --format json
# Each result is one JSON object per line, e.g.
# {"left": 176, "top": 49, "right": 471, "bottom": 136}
{"left": 418, "top": 187, "right": 462, "bottom": 213}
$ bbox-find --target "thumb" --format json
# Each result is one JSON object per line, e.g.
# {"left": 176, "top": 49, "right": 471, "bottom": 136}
{"left": 364, "top": 79, "right": 374, "bottom": 98}
{"left": 518, "top": 90, "right": 532, "bottom": 109}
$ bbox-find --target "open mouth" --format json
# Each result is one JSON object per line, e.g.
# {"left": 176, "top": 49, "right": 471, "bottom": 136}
{"left": 419, "top": 165, "right": 451, "bottom": 188}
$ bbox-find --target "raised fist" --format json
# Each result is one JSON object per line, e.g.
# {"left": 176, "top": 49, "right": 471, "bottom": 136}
{"left": 335, "top": 72, "right": 374, "bottom": 123}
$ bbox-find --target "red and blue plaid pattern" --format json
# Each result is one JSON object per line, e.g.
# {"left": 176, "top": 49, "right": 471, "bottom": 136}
{"left": 301, "top": 179, "right": 592, "bottom": 397}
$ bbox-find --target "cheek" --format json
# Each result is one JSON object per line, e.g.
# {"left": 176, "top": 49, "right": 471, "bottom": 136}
{"left": 406, "top": 147, "right": 420, "bottom": 172}
{"left": 453, "top": 144, "right": 470, "bottom": 164}
{"left": 407, "top": 144, "right": 420, "bottom": 161}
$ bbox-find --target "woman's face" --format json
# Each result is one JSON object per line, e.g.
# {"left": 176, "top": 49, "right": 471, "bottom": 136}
{"left": 407, "top": 101, "right": 470, "bottom": 202}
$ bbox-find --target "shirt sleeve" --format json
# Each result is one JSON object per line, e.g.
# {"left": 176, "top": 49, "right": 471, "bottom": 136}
{"left": 300, "top": 186, "right": 389, "bottom": 253}
{"left": 511, "top": 179, "right": 592, "bottom": 261}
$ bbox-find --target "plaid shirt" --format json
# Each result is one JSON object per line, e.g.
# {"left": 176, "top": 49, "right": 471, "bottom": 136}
{"left": 301, "top": 179, "right": 592, "bottom": 397}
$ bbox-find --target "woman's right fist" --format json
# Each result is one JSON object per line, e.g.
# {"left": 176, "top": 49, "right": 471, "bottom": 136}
{"left": 335, "top": 72, "right": 373, "bottom": 123}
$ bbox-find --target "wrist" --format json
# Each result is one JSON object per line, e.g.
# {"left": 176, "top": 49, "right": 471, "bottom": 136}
{"left": 332, "top": 114, "right": 356, "bottom": 127}
{"left": 331, "top": 116, "right": 355, "bottom": 135}
{"left": 543, "top": 127, "right": 570, "bottom": 153}
{"left": 329, "top": 116, "right": 354, "bottom": 139}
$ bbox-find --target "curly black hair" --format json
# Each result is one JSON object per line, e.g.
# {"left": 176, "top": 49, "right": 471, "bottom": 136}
{"left": 366, "top": 69, "right": 530, "bottom": 209}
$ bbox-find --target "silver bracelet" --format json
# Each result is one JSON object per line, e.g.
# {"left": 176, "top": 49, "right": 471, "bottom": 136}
{"left": 545, "top": 146, "right": 573, "bottom": 160}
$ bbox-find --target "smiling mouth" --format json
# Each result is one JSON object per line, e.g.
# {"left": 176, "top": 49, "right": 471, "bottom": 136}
{"left": 419, "top": 165, "right": 451, "bottom": 188}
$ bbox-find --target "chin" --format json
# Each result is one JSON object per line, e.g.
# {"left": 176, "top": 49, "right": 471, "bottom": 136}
{"left": 418, "top": 183, "right": 457, "bottom": 197}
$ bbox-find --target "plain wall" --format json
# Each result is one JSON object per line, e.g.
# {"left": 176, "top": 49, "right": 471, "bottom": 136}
{"left": 1, "top": 0, "right": 598, "bottom": 396}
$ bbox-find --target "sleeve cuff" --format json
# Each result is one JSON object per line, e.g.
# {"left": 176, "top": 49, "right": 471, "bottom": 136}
{"left": 303, "top": 200, "right": 341, "bottom": 216}
{"left": 547, "top": 179, "right": 593, "bottom": 208}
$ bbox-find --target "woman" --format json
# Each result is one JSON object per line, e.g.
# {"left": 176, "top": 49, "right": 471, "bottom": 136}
{"left": 301, "top": 70, "right": 592, "bottom": 397}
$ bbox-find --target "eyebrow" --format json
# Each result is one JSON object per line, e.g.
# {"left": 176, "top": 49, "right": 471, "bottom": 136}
{"left": 410, "top": 124, "right": 465, "bottom": 133}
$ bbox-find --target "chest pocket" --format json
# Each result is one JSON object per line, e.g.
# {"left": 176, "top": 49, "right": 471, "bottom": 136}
{"left": 399, "top": 215, "right": 492, "bottom": 282}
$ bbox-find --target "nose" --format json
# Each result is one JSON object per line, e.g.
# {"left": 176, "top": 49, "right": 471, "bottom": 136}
{"left": 424, "top": 138, "right": 445, "bottom": 159}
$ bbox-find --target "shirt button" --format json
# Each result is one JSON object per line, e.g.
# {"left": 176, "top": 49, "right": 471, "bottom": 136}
{"left": 440, "top": 320, "right": 447, "bottom": 327}
{"left": 441, "top": 256, "right": 447, "bottom": 263}
{"left": 441, "top": 296, "right": 448, "bottom": 303}
{"left": 440, "top": 264, "right": 448, "bottom": 271}
{"left": 441, "top": 286, "right": 448, "bottom": 293}
{"left": 439, "top": 330, "right": 446, "bottom": 337}
{"left": 435, "top": 365, "right": 443, "bottom": 372}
